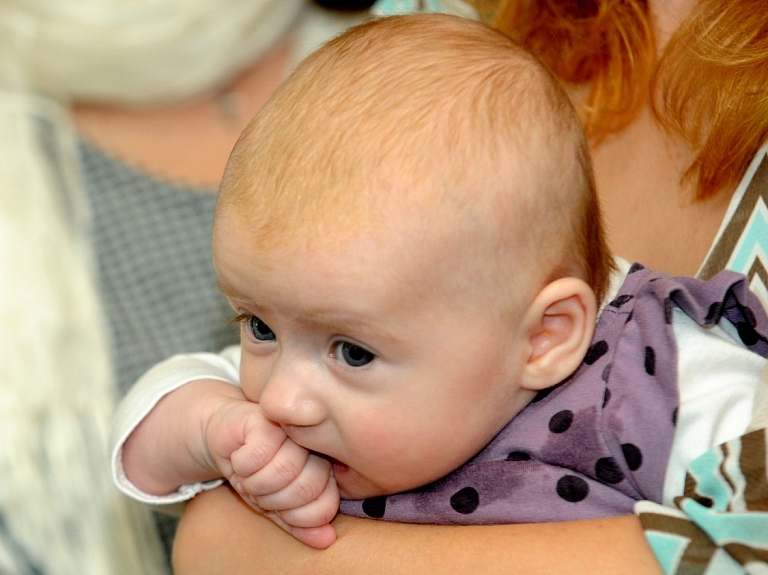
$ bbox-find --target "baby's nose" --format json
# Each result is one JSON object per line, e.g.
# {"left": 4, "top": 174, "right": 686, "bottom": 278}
{"left": 258, "top": 361, "right": 326, "bottom": 427}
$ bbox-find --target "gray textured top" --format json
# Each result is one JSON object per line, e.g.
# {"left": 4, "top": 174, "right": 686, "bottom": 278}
{"left": 79, "top": 140, "right": 239, "bottom": 398}
{"left": 78, "top": 139, "right": 241, "bottom": 560}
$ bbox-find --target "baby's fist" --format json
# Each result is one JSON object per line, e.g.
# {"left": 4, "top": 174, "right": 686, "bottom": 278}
{"left": 205, "top": 400, "right": 287, "bottom": 482}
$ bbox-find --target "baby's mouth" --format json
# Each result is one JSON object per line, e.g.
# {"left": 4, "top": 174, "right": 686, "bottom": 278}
{"left": 330, "top": 458, "right": 349, "bottom": 473}
{"left": 315, "top": 452, "right": 349, "bottom": 474}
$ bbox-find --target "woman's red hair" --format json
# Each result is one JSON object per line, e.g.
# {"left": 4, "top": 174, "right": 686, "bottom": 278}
{"left": 480, "top": 0, "right": 768, "bottom": 199}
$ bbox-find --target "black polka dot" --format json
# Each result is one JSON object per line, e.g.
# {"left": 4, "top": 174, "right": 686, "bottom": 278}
{"left": 602, "top": 388, "right": 611, "bottom": 408}
{"left": 362, "top": 496, "right": 387, "bottom": 518}
{"left": 450, "top": 487, "right": 480, "bottom": 514}
{"left": 506, "top": 451, "right": 531, "bottom": 461}
{"left": 672, "top": 407, "right": 678, "bottom": 426}
{"left": 532, "top": 386, "right": 555, "bottom": 403}
{"left": 601, "top": 363, "right": 612, "bottom": 381}
{"left": 621, "top": 443, "right": 643, "bottom": 471}
{"left": 664, "top": 298, "right": 673, "bottom": 324}
{"left": 628, "top": 263, "right": 645, "bottom": 274}
{"left": 595, "top": 457, "right": 625, "bottom": 484}
{"left": 742, "top": 304, "right": 757, "bottom": 327}
{"left": 584, "top": 340, "right": 608, "bottom": 365}
{"left": 737, "top": 322, "right": 760, "bottom": 346}
{"left": 625, "top": 310, "right": 634, "bottom": 324}
{"left": 644, "top": 346, "right": 656, "bottom": 375}
{"left": 556, "top": 475, "right": 589, "bottom": 502}
{"left": 549, "top": 410, "right": 573, "bottom": 433}
{"left": 705, "top": 302, "right": 722, "bottom": 324}
{"left": 609, "top": 294, "right": 634, "bottom": 308}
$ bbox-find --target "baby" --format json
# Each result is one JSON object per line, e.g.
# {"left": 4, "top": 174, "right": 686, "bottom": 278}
{"left": 111, "top": 13, "right": 768, "bottom": 550}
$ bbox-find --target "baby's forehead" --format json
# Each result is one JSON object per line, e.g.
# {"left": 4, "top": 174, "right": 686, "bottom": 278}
{"left": 218, "top": 173, "right": 522, "bottom": 295}
{"left": 214, "top": 206, "right": 508, "bottom": 320}
{"left": 220, "top": 132, "right": 547, "bottom": 295}
{"left": 224, "top": 173, "right": 443, "bottom": 240}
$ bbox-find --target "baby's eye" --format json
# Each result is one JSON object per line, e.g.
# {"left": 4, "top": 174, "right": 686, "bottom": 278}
{"left": 246, "top": 316, "right": 276, "bottom": 341}
{"left": 334, "top": 341, "right": 375, "bottom": 367}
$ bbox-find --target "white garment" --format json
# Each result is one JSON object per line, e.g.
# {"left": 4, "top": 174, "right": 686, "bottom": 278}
{"left": 109, "top": 260, "right": 767, "bottom": 509}
{"left": 110, "top": 346, "right": 241, "bottom": 505}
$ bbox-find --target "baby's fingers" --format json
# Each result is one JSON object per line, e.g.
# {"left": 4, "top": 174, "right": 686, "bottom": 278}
{"left": 263, "top": 510, "right": 337, "bottom": 550}
{"left": 206, "top": 401, "right": 285, "bottom": 476}
{"left": 234, "top": 438, "right": 309, "bottom": 496}
{"left": 277, "top": 474, "right": 340, "bottom": 528}
{"left": 252, "top": 454, "right": 332, "bottom": 512}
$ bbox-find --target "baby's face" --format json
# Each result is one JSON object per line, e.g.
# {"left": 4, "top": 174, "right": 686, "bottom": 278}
{"left": 213, "top": 204, "right": 536, "bottom": 499}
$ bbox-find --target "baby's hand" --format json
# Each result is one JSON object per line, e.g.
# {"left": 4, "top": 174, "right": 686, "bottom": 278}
{"left": 205, "top": 400, "right": 339, "bottom": 548}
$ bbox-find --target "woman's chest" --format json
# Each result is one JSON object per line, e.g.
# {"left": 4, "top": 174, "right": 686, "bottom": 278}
{"left": 589, "top": 109, "right": 731, "bottom": 277}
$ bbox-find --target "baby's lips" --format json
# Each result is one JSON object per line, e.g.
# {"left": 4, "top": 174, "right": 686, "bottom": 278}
{"left": 314, "top": 451, "right": 349, "bottom": 473}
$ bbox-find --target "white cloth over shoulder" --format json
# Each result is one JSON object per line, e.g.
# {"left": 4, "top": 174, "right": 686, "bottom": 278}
{"left": 664, "top": 307, "right": 764, "bottom": 503}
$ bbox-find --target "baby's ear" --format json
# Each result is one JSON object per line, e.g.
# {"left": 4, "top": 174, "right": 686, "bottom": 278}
{"left": 519, "top": 278, "right": 597, "bottom": 391}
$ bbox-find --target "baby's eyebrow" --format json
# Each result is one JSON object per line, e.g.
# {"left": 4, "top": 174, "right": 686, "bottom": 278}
{"left": 216, "top": 278, "right": 234, "bottom": 297}
{"left": 301, "top": 313, "right": 403, "bottom": 347}
{"left": 217, "top": 279, "right": 402, "bottom": 346}
{"left": 216, "top": 280, "right": 264, "bottom": 311}
{"left": 216, "top": 278, "right": 248, "bottom": 301}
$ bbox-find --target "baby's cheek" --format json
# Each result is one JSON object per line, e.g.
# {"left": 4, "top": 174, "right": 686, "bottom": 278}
{"left": 351, "top": 415, "right": 404, "bottom": 452}
{"left": 239, "top": 358, "right": 267, "bottom": 402}
{"left": 358, "top": 431, "right": 434, "bottom": 485}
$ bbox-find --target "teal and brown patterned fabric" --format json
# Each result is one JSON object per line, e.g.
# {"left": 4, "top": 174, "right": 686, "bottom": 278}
{"left": 637, "top": 428, "right": 768, "bottom": 574}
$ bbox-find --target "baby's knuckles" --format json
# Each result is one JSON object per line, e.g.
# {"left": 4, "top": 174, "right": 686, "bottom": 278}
{"left": 206, "top": 399, "right": 283, "bottom": 475}
{"left": 277, "top": 475, "right": 340, "bottom": 528}
{"left": 252, "top": 454, "right": 331, "bottom": 510}
{"left": 232, "top": 427, "right": 287, "bottom": 477}
{"left": 277, "top": 467, "right": 321, "bottom": 506}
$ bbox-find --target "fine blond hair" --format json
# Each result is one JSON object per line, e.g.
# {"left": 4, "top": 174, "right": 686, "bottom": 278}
{"left": 220, "top": 13, "right": 613, "bottom": 303}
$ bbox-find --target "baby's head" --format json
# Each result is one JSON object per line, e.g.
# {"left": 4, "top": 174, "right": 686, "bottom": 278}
{"left": 213, "top": 13, "right": 613, "bottom": 499}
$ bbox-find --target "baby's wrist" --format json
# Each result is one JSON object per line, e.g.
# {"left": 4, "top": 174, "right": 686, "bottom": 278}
{"left": 191, "top": 383, "right": 249, "bottom": 474}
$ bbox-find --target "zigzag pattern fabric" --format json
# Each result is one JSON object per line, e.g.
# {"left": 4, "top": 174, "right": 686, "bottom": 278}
{"left": 637, "top": 428, "right": 768, "bottom": 574}
{"left": 699, "top": 145, "right": 768, "bottom": 309}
